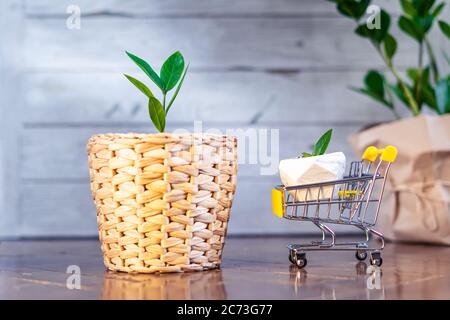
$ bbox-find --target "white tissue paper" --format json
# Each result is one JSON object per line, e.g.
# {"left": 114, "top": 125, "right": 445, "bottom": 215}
{"left": 279, "top": 152, "right": 346, "bottom": 201}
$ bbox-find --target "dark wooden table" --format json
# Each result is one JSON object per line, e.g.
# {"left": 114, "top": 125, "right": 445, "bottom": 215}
{"left": 1, "top": 237, "right": 450, "bottom": 299}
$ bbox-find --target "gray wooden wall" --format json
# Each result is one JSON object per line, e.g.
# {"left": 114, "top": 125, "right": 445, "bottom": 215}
{"left": 0, "top": 0, "right": 447, "bottom": 238}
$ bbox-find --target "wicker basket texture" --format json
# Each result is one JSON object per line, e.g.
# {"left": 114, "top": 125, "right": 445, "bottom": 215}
{"left": 87, "top": 132, "right": 237, "bottom": 273}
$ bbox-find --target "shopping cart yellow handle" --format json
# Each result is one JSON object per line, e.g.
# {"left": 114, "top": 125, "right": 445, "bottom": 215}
{"left": 380, "top": 145, "right": 398, "bottom": 162}
{"left": 361, "top": 145, "right": 398, "bottom": 163}
{"left": 361, "top": 146, "right": 379, "bottom": 162}
{"left": 272, "top": 189, "right": 284, "bottom": 218}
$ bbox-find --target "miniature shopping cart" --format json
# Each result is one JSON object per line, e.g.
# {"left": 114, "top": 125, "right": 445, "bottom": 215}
{"left": 272, "top": 146, "right": 397, "bottom": 268}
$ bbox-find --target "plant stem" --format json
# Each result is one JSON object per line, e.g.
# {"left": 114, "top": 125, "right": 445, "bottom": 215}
{"left": 415, "top": 41, "right": 424, "bottom": 107}
{"left": 390, "top": 63, "right": 420, "bottom": 116}
{"left": 425, "top": 37, "right": 440, "bottom": 83}
{"left": 162, "top": 92, "right": 166, "bottom": 111}
{"left": 375, "top": 44, "right": 420, "bottom": 116}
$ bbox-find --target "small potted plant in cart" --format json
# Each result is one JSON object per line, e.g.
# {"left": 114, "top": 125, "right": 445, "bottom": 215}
{"left": 87, "top": 51, "right": 238, "bottom": 273}
{"left": 273, "top": 129, "right": 397, "bottom": 268}
{"left": 279, "top": 129, "right": 346, "bottom": 202}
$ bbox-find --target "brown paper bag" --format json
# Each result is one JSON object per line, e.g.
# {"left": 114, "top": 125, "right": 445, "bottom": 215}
{"left": 350, "top": 115, "right": 450, "bottom": 245}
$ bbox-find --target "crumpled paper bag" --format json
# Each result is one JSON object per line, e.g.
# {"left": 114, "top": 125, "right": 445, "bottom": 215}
{"left": 350, "top": 115, "right": 450, "bottom": 245}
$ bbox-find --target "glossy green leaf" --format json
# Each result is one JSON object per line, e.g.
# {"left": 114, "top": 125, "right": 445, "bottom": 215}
{"left": 422, "top": 82, "right": 438, "bottom": 112}
{"left": 337, "top": 0, "right": 370, "bottom": 20}
{"left": 415, "top": 15, "right": 434, "bottom": 34}
{"left": 351, "top": 87, "right": 394, "bottom": 109}
{"left": 431, "top": 2, "right": 445, "bottom": 18}
{"left": 301, "top": 152, "right": 313, "bottom": 158}
{"left": 407, "top": 66, "right": 430, "bottom": 83}
{"left": 438, "top": 20, "right": 450, "bottom": 39}
{"left": 124, "top": 74, "right": 154, "bottom": 98}
{"left": 418, "top": 68, "right": 435, "bottom": 112}
{"left": 313, "top": 129, "right": 333, "bottom": 156}
{"left": 399, "top": 15, "right": 423, "bottom": 41}
{"left": 435, "top": 79, "right": 450, "bottom": 114}
{"left": 350, "top": 70, "right": 394, "bottom": 109}
{"left": 148, "top": 97, "right": 166, "bottom": 132}
{"left": 160, "top": 51, "right": 185, "bottom": 92}
{"left": 400, "top": 0, "right": 417, "bottom": 16}
{"left": 166, "top": 63, "right": 189, "bottom": 115}
{"left": 126, "top": 51, "right": 165, "bottom": 91}
{"left": 364, "top": 70, "right": 385, "bottom": 97}
{"left": 407, "top": 67, "right": 431, "bottom": 111}
{"left": 383, "top": 33, "right": 397, "bottom": 60}
{"left": 414, "top": 0, "right": 436, "bottom": 16}
{"left": 354, "top": 24, "right": 371, "bottom": 38}
{"left": 407, "top": 68, "right": 419, "bottom": 82}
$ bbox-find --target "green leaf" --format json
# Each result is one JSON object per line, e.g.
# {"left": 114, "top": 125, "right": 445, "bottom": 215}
{"left": 438, "top": 20, "right": 450, "bottom": 39}
{"left": 351, "top": 70, "right": 394, "bottom": 109}
{"left": 387, "top": 81, "right": 417, "bottom": 112}
{"left": 160, "top": 51, "right": 185, "bottom": 92}
{"left": 407, "top": 67, "right": 431, "bottom": 111}
{"left": 364, "top": 70, "right": 385, "bottom": 97}
{"left": 399, "top": 15, "right": 423, "bottom": 41}
{"left": 406, "top": 68, "right": 419, "bottom": 82}
{"left": 148, "top": 97, "right": 166, "bottom": 132}
{"left": 415, "top": 15, "right": 433, "bottom": 34}
{"left": 355, "top": 9, "right": 390, "bottom": 43}
{"left": 301, "top": 152, "right": 313, "bottom": 158}
{"left": 126, "top": 51, "right": 165, "bottom": 91}
{"left": 431, "top": 2, "right": 445, "bottom": 18}
{"left": 400, "top": 0, "right": 417, "bottom": 16}
{"left": 418, "top": 68, "right": 436, "bottom": 112}
{"left": 166, "top": 63, "right": 189, "bottom": 115}
{"left": 383, "top": 33, "right": 397, "bottom": 60}
{"left": 407, "top": 66, "right": 430, "bottom": 83}
{"left": 354, "top": 24, "right": 371, "bottom": 38}
{"left": 351, "top": 87, "right": 394, "bottom": 109}
{"left": 124, "top": 74, "right": 154, "bottom": 98}
{"left": 435, "top": 79, "right": 450, "bottom": 114}
{"left": 313, "top": 129, "right": 333, "bottom": 156}
{"left": 337, "top": 0, "right": 370, "bottom": 20}
{"left": 422, "top": 82, "right": 438, "bottom": 112}
{"left": 387, "top": 82, "right": 409, "bottom": 106}
{"left": 414, "top": 0, "right": 436, "bottom": 16}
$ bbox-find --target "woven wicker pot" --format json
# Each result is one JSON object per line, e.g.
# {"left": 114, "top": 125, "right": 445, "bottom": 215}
{"left": 87, "top": 132, "right": 238, "bottom": 273}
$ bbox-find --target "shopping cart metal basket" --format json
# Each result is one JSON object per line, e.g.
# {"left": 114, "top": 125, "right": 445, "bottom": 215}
{"left": 272, "top": 146, "right": 397, "bottom": 268}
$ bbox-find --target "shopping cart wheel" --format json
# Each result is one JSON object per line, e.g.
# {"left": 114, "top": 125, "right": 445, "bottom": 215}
{"left": 370, "top": 252, "right": 383, "bottom": 267}
{"left": 355, "top": 251, "right": 367, "bottom": 261}
{"left": 289, "top": 251, "right": 307, "bottom": 268}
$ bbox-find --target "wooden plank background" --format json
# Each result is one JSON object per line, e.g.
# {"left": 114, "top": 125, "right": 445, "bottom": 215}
{"left": 1, "top": 0, "right": 448, "bottom": 237}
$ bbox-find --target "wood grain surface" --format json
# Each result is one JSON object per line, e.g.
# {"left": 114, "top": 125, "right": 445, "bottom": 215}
{"left": 1, "top": 238, "right": 450, "bottom": 299}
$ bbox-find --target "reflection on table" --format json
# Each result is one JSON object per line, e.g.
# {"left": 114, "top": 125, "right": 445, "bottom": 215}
{"left": 101, "top": 269, "right": 227, "bottom": 300}
{"left": 289, "top": 262, "right": 385, "bottom": 300}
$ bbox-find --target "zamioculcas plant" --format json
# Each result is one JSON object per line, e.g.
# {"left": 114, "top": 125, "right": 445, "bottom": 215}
{"left": 339, "top": 1, "right": 450, "bottom": 246}
{"left": 327, "top": 0, "right": 450, "bottom": 117}
{"left": 124, "top": 51, "right": 189, "bottom": 132}
{"left": 301, "top": 129, "right": 333, "bottom": 157}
